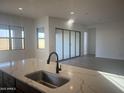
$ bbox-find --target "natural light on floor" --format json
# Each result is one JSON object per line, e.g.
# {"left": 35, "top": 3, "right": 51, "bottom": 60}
{"left": 98, "top": 71, "right": 124, "bottom": 92}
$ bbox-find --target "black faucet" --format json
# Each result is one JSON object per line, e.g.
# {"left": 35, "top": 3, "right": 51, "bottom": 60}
{"left": 47, "top": 52, "right": 61, "bottom": 73}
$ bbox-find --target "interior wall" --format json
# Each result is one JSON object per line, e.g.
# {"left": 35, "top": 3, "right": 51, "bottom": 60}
{"left": 87, "top": 28, "right": 96, "bottom": 55}
{"left": 34, "top": 16, "right": 49, "bottom": 62}
{"left": 0, "top": 13, "right": 35, "bottom": 62}
{"left": 49, "top": 17, "right": 87, "bottom": 56}
{"left": 96, "top": 21, "right": 124, "bottom": 60}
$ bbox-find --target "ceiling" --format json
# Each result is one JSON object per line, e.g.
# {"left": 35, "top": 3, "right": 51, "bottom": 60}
{"left": 0, "top": 0, "right": 124, "bottom": 26}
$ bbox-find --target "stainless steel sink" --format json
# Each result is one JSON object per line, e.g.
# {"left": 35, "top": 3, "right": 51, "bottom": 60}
{"left": 25, "top": 70, "right": 69, "bottom": 88}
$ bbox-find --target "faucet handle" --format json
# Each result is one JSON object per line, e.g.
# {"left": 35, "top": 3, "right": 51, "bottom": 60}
{"left": 59, "top": 64, "right": 62, "bottom": 71}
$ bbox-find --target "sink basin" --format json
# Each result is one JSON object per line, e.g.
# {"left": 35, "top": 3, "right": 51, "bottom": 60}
{"left": 25, "top": 70, "right": 69, "bottom": 88}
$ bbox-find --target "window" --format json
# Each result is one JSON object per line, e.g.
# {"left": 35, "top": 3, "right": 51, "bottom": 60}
{"left": 10, "top": 26, "right": 24, "bottom": 50}
{"left": 37, "top": 27, "right": 45, "bottom": 49}
{"left": 0, "top": 25, "right": 9, "bottom": 50}
{"left": 0, "top": 24, "right": 25, "bottom": 50}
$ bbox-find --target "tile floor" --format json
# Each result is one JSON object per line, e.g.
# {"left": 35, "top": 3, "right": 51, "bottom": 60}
{"left": 61, "top": 55, "right": 124, "bottom": 75}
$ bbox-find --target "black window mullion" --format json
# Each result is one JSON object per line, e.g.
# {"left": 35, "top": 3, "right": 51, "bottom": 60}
{"left": 62, "top": 30, "right": 64, "bottom": 59}
{"left": 79, "top": 32, "right": 81, "bottom": 56}
{"left": 8, "top": 25, "right": 12, "bottom": 50}
{"left": 69, "top": 31, "right": 71, "bottom": 58}
{"left": 0, "top": 37, "right": 9, "bottom": 39}
{"left": 75, "top": 32, "right": 76, "bottom": 57}
{"left": 38, "top": 38, "right": 44, "bottom": 39}
{"left": 37, "top": 29, "right": 38, "bottom": 48}
{"left": 11, "top": 37, "right": 24, "bottom": 39}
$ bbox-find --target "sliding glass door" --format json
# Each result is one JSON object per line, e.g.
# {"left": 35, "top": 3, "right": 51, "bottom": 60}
{"left": 56, "top": 28, "right": 81, "bottom": 60}
{"left": 64, "top": 30, "right": 69, "bottom": 59}
{"left": 76, "top": 32, "right": 80, "bottom": 56}
{"left": 56, "top": 29, "right": 63, "bottom": 60}
{"left": 71, "top": 31, "right": 75, "bottom": 57}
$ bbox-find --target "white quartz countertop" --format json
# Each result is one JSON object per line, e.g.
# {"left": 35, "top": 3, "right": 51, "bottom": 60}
{"left": 0, "top": 58, "right": 123, "bottom": 93}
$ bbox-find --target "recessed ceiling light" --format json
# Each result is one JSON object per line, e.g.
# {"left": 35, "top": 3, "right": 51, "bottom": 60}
{"left": 18, "top": 8, "right": 23, "bottom": 11}
{"left": 67, "top": 19, "right": 74, "bottom": 24}
{"left": 70, "top": 12, "right": 74, "bottom": 15}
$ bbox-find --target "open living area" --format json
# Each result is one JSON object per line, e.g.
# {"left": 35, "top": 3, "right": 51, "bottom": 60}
{"left": 0, "top": 0, "right": 124, "bottom": 93}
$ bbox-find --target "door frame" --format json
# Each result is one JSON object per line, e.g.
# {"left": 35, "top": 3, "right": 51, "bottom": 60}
{"left": 55, "top": 28, "right": 81, "bottom": 61}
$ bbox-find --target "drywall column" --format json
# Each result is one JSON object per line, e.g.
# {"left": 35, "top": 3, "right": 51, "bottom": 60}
{"left": 87, "top": 28, "right": 96, "bottom": 55}
{"left": 34, "top": 16, "right": 49, "bottom": 62}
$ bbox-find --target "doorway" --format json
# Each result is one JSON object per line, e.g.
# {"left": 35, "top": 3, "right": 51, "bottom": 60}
{"left": 56, "top": 28, "right": 81, "bottom": 60}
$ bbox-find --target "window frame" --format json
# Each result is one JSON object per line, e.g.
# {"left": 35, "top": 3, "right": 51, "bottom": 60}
{"left": 37, "top": 27, "right": 45, "bottom": 49}
{"left": 0, "top": 24, "right": 25, "bottom": 51}
{"left": 10, "top": 26, "right": 25, "bottom": 50}
{"left": 0, "top": 24, "right": 10, "bottom": 51}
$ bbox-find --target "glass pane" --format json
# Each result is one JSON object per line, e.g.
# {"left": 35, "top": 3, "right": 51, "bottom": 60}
{"left": 38, "top": 39, "right": 45, "bottom": 48}
{"left": 11, "top": 39, "right": 24, "bottom": 49}
{"left": 38, "top": 32, "right": 44, "bottom": 38}
{"left": 71, "top": 32, "right": 75, "bottom": 57}
{"left": 37, "top": 27, "right": 45, "bottom": 38}
{"left": 84, "top": 32, "right": 88, "bottom": 55}
{"left": 22, "top": 31, "right": 24, "bottom": 38}
{"left": 76, "top": 32, "right": 80, "bottom": 56}
{"left": 56, "top": 29, "right": 63, "bottom": 60}
{"left": 0, "top": 25, "right": 9, "bottom": 37}
{"left": 0, "top": 39, "right": 9, "bottom": 50}
{"left": 64, "top": 30, "right": 69, "bottom": 59}
{"left": 10, "top": 26, "right": 24, "bottom": 38}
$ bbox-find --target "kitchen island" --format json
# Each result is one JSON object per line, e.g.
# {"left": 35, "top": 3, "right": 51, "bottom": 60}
{"left": 0, "top": 58, "right": 123, "bottom": 93}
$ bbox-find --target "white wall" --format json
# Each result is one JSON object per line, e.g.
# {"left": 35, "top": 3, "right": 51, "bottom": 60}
{"left": 96, "top": 21, "right": 124, "bottom": 60}
{"left": 34, "top": 16, "right": 49, "bottom": 61}
{"left": 49, "top": 17, "right": 87, "bottom": 56}
{"left": 0, "top": 14, "right": 87, "bottom": 62}
{"left": 34, "top": 16, "right": 86, "bottom": 61}
{"left": 87, "top": 28, "right": 96, "bottom": 55}
{"left": 0, "top": 13, "right": 35, "bottom": 62}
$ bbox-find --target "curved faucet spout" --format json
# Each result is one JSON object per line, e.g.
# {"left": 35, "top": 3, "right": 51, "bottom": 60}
{"left": 47, "top": 52, "right": 58, "bottom": 64}
{"left": 47, "top": 52, "right": 61, "bottom": 73}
